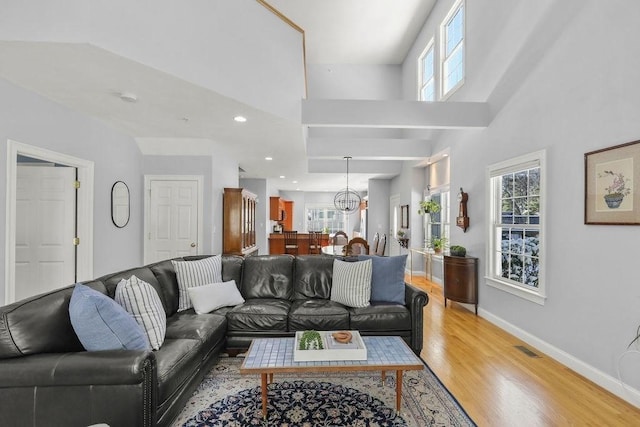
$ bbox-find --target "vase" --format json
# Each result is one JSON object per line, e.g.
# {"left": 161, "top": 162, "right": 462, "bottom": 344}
{"left": 604, "top": 193, "right": 624, "bottom": 209}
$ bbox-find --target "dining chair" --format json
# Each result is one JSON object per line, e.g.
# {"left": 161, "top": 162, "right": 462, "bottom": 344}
{"left": 332, "top": 231, "right": 349, "bottom": 246}
{"left": 371, "top": 232, "right": 380, "bottom": 255}
{"left": 283, "top": 230, "right": 299, "bottom": 255}
{"left": 346, "top": 237, "right": 370, "bottom": 256}
{"left": 375, "top": 234, "right": 386, "bottom": 256}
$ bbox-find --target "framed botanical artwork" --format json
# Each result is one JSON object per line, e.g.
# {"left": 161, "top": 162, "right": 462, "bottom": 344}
{"left": 400, "top": 204, "right": 409, "bottom": 228}
{"left": 585, "top": 140, "right": 640, "bottom": 224}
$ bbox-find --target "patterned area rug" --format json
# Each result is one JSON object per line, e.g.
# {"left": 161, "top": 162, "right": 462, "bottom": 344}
{"left": 173, "top": 356, "right": 475, "bottom": 426}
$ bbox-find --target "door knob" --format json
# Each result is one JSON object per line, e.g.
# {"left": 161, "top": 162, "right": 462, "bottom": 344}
{"left": 190, "top": 243, "right": 196, "bottom": 248}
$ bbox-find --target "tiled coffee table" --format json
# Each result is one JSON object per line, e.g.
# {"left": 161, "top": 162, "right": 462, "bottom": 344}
{"left": 240, "top": 335, "right": 424, "bottom": 418}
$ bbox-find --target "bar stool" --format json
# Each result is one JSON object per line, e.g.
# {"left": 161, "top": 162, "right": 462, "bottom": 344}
{"left": 308, "top": 231, "right": 322, "bottom": 255}
{"left": 283, "top": 231, "right": 299, "bottom": 255}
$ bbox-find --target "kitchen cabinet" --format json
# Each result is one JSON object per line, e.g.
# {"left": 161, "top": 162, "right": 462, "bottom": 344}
{"left": 223, "top": 188, "right": 258, "bottom": 256}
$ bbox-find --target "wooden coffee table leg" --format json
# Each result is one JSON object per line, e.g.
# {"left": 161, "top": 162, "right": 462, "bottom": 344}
{"left": 261, "top": 373, "right": 268, "bottom": 419}
{"left": 396, "top": 370, "right": 403, "bottom": 412}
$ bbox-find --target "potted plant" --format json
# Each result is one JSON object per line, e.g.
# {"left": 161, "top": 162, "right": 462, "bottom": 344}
{"left": 396, "top": 229, "right": 409, "bottom": 248}
{"left": 417, "top": 199, "right": 441, "bottom": 215}
{"left": 449, "top": 245, "right": 467, "bottom": 257}
{"left": 429, "top": 236, "right": 447, "bottom": 254}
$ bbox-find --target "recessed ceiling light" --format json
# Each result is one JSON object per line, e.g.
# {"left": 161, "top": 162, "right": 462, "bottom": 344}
{"left": 234, "top": 115, "right": 247, "bottom": 123}
{"left": 265, "top": 157, "right": 273, "bottom": 161}
{"left": 443, "top": 153, "right": 449, "bottom": 157}
{"left": 296, "top": 188, "right": 300, "bottom": 191}
{"left": 292, "top": 180, "right": 298, "bottom": 184}
{"left": 279, "top": 175, "right": 285, "bottom": 179}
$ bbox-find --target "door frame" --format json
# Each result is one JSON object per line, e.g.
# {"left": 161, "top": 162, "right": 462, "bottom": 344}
{"left": 143, "top": 175, "right": 204, "bottom": 264}
{"left": 389, "top": 193, "right": 401, "bottom": 256}
{"left": 5, "top": 140, "right": 94, "bottom": 304}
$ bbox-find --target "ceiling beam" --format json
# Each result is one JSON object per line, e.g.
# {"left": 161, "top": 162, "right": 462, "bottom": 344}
{"left": 307, "top": 138, "right": 431, "bottom": 159}
{"left": 308, "top": 158, "right": 403, "bottom": 174}
{"left": 302, "top": 99, "right": 490, "bottom": 129}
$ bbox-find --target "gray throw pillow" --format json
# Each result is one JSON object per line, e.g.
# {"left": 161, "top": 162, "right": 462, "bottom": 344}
{"left": 358, "top": 254, "right": 407, "bottom": 304}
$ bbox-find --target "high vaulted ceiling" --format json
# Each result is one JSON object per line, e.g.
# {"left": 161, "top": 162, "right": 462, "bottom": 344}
{"left": 0, "top": 0, "right": 487, "bottom": 192}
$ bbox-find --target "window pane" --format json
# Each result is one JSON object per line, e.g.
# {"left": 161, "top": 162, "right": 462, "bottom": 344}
{"left": 523, "top": 257, "right": 539, "bottom": 288}
{"left": 445, "top": 7, "right": 464, "bottom": 55}
{"left": 524, "top": 230, "right": 539, "bottom": 257}
{"left": 423, "top": 49, "right": 434, "bottom": 81}
{"left": 422, "top": 80, "right": 435, "bottom": 101}
{"left": 444, "top": 46, "right": 464, "bottom": 92}
{"left": 529, "top": 168, "right": 540, "bottom": 195}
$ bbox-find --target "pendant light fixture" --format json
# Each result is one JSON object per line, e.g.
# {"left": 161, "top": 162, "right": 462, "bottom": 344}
{"left": 334, "top": 156, "right": 361, "bottom": 214}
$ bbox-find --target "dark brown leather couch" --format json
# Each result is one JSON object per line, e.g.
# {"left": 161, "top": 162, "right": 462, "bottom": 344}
{"left": 0, "top": 254, "right": 427, "bottom": 427}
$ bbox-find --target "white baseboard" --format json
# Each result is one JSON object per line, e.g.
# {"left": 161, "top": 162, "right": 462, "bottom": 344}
{"left": 479, "top": 308, "right": 640, "bottom": 408}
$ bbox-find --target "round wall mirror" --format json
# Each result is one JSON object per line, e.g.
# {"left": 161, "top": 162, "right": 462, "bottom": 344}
{"left": 111, "top": 181, "right": 130, "bottom": 228}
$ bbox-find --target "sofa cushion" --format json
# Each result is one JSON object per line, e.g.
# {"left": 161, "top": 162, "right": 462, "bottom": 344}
{"left": 165, "top": 312, "right": 227, "bottom": 344}
{"left": 149, "top": 259, "right": 181, "bottom": 316}
{"left": 348, "top": 303, "right": 411, "bottom": 332}
{"left": 330, "top": 259, "right": 372, "bottom": 308}
{"left": 293, "top": 256, "right": 335, "bottom": 300}
{"left": 69, "top": 283, "right": 150, "bottom": 351}
{"left": 358, "top": 254, "right": 407, "bottom": 304}
{"left": 187, "top": 280, "right": 245, "bottom": 314}
{"left": 115, "top": 276, "right": 167, "bottom": 350}
{"left": 154, "top": 338, "right": 202, "bottom": 405}
{"left": 241, "top": 255, "right": 294, "bottom": 300}
{"left": 172, "top": 256, "right": 223, "bottom": 312}
{"left": 288, "top": 299, "right": 350, "bottom": 331}
{"left": 226, "top": 299, "right": 291, "bottom": 332}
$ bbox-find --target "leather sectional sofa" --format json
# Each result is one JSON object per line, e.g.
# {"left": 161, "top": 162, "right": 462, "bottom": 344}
{"left": 0, "top": 254, "right": 428, "bottom": 427}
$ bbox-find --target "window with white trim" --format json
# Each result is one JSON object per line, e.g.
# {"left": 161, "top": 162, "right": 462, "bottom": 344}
{"left": 487, "top": 150, "right": 546, "bottom": 305}
{"left": 419, "top": 41, "right": 435, "bottom": 101}
{"left": 441, "top": 0, "right": 465, "bottom": 97}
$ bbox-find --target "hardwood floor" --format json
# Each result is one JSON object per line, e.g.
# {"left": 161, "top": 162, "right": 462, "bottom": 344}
{"left": 409, "top": 276, "right": 640, "bottom": 426}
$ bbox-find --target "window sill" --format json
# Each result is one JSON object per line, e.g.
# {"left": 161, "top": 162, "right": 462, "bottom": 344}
{"left": 485, "top": 276, "right": 546, "bottom": 305}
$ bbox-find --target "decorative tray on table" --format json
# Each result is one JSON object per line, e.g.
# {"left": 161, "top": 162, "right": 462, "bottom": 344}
{"left": 293, "top": 330, "right": 367, "bottom": 362}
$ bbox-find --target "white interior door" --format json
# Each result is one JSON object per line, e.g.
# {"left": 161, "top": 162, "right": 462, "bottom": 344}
{"left": 15, "top": 164, "right": 76, "bottom": 300}
{"left": 389, "top": 194, "right": 400, "bottom": 256}
{"left": 145, "top": 177, "right": 202, "bottom": 264}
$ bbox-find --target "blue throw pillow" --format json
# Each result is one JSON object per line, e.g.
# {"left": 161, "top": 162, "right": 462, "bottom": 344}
{"left": 358, "top": 255, "right": 407, "bottom": 304}
{"left": 69, "top": 283, "right": 150, "bottom": 351}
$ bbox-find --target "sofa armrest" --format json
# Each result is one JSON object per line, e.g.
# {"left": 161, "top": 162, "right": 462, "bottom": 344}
{"left": 0, "top": 350, "right": 156, "bottom": 427}
{"left": 405, "top": 283, "right": 429, "bottom": 355}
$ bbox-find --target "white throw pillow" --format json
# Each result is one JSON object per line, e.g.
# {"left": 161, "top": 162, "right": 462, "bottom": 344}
{"left": 330, "top": 259, "right": 372, "bottom": 308}
{"left": 172, "top": 255, "right": 223, "bottom": 311}
{"left": 187, "top": 280, "right": 245, "bottom": 314}
{"left": 115, "top": 275, "right": 167, "bottom": 350}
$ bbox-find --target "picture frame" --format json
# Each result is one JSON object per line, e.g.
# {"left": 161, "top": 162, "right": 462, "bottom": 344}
{"left": 400, "top": 204, "right": 409, "bottom": 228}
{"left": 585, "top": 140, "right": 640, "bottom": 225}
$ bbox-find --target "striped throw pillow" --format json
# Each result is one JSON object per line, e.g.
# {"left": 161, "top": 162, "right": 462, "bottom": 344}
{"left": 172, "top": 255, "right": 223, "bottom": 311}
{"left": 330, "top": 258, "right": 372, "bottom": 308}
{"left": 115, "top": 275, "right": 167, "bottom": 350}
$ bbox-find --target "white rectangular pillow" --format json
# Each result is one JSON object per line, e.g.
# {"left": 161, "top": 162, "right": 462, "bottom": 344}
{"left": 187, "top": 280, "right": 245, "bottom": 314}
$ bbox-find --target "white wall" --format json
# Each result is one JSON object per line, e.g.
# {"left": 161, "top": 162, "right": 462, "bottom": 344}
{"left": 367, "top": 179, "right": 391, "bottom": 250}
{"left": 402, "top": 0, "right": 640, "bottom": 400}
{"left": 307, "top": 64, "right": 402, "bottom": 100}
{"left": 0, "top": 77, "right": 144, "bottom": 299}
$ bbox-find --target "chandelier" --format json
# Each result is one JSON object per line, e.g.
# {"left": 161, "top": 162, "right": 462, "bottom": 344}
{"left": 334, "top": 156, "right": 361, "bottom": 214}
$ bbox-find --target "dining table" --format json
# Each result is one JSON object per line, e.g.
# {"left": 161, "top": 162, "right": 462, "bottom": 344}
{"left": 321, "top": 244, "right": 344, "bottom": 256}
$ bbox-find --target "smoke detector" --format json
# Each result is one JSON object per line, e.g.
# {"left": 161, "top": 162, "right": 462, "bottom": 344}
{"left": 119, "top": 92, "right": 138, "bottom": 103}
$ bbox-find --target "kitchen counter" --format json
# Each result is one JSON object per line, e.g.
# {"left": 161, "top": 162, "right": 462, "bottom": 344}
{"left": 268, "top": 233, "right": 330, "bottom": 255}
